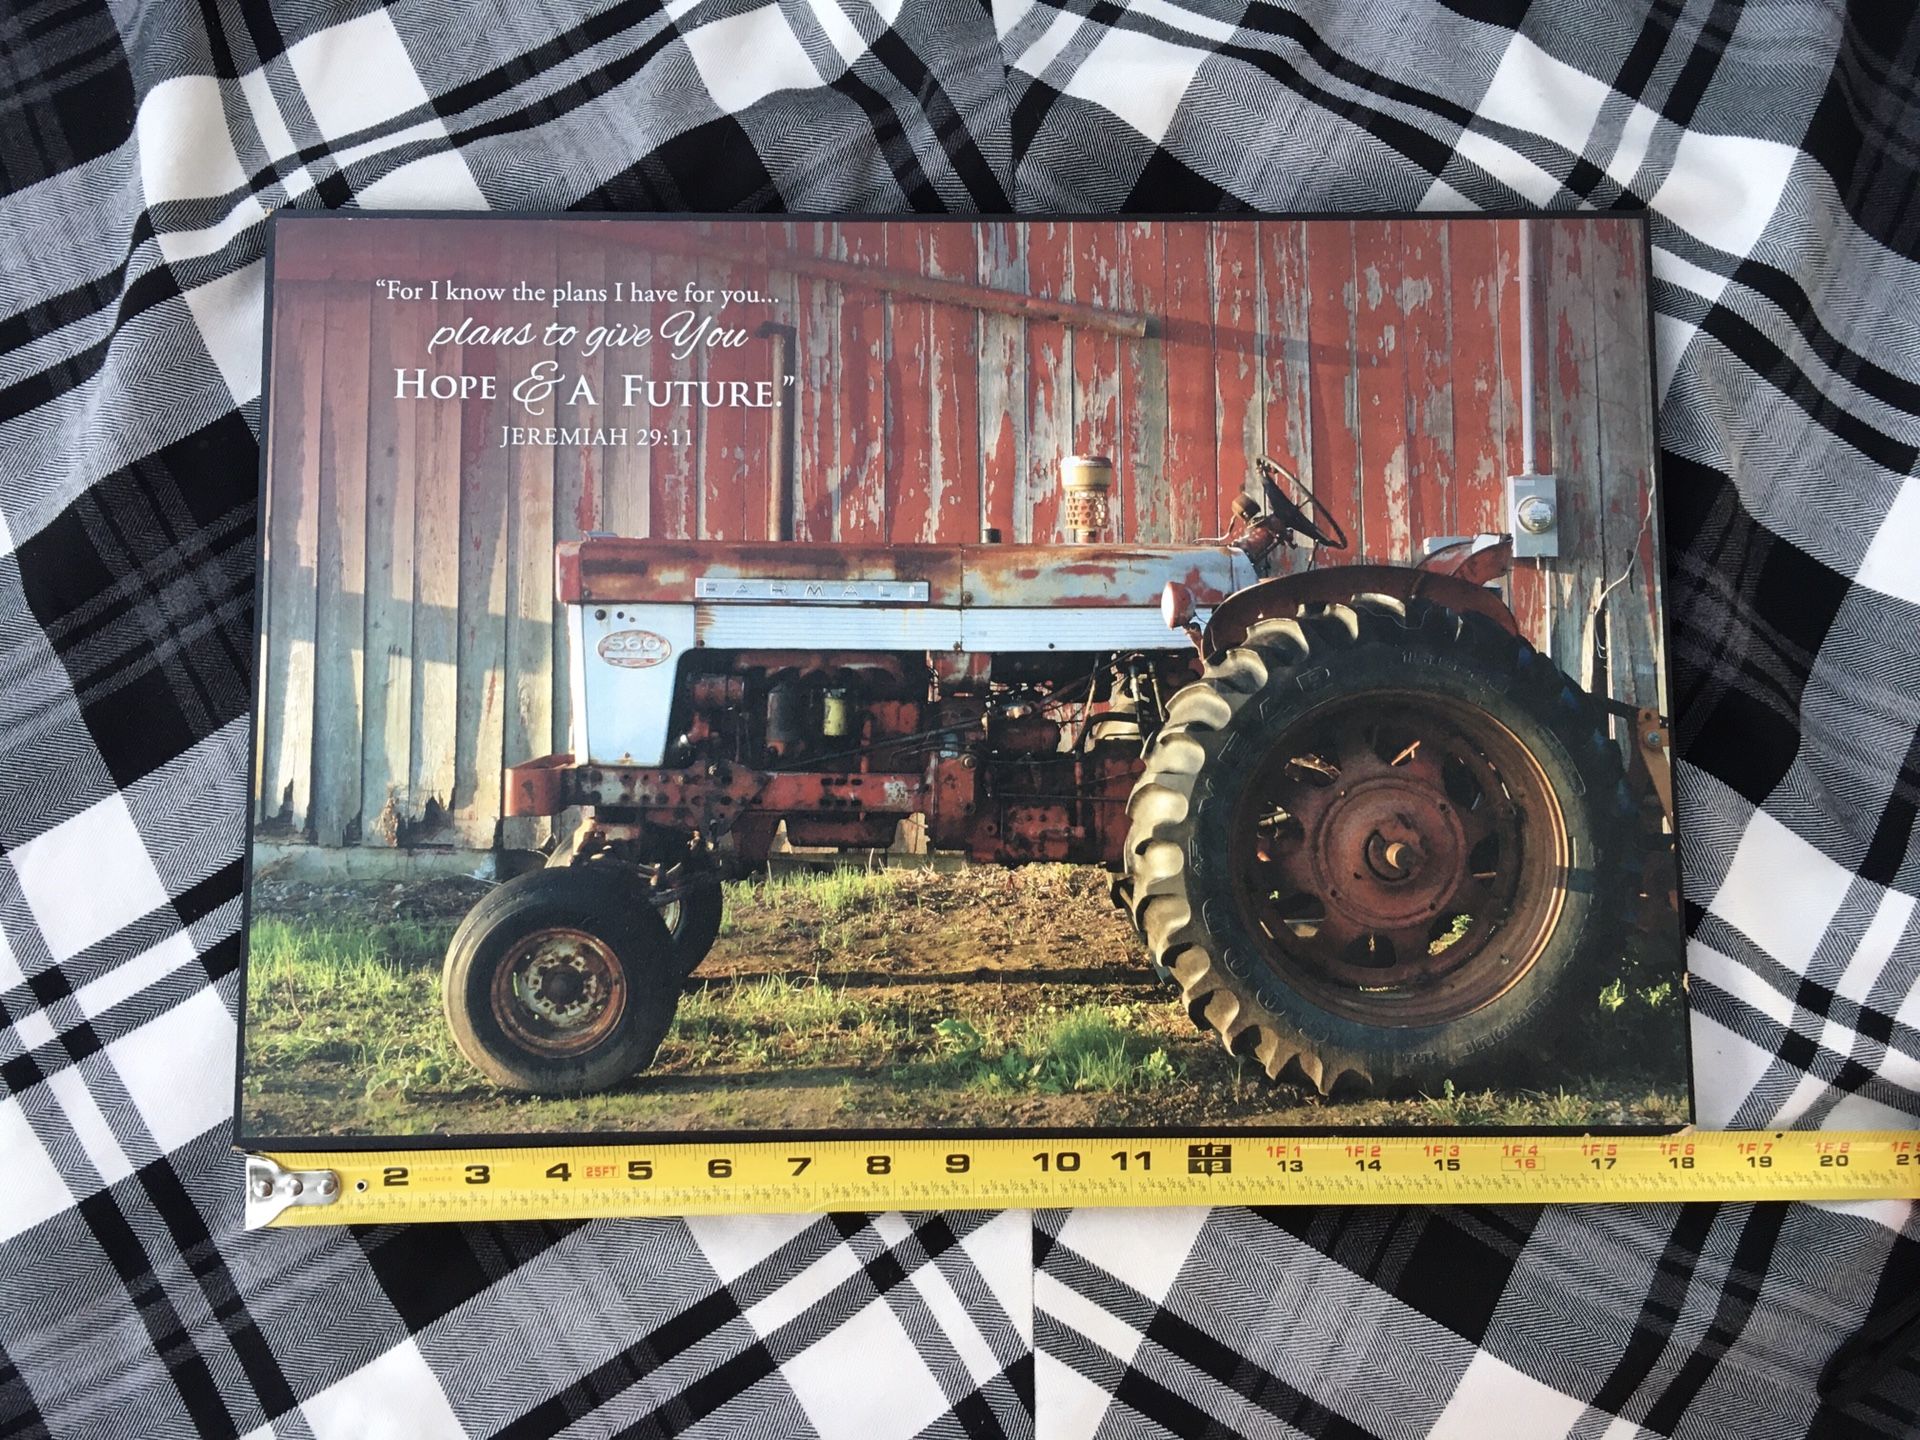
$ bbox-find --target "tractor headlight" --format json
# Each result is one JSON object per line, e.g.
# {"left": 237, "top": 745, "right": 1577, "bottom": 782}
{"left": 1161, "top": 581, "right": 1196, "bottom": 630}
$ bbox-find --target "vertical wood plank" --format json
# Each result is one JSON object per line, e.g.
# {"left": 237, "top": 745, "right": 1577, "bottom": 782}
{"left": 360, "top": 238, "right": 418, "bottom": 846}
{"left": 924, "top": 221, "right": 980, "bottom": 542}
{"left": 260, "top": 286, "right": 323, "bottom": 832}
{"left": 1211, "top": 221, "right": 1263, "bottom": 523}
{"left": 1492, "top": 219, "right": 1547, "bottom": 647}
{"left": 603, "top": 241, "right": 651, "bottom": 539}
{"left": 1352, "top": 220, "right": 1410, "bottom": 564}
{"left": 409, "top": 279, "right": 462, "bottom": 840}
{"left": 765, "top": 226, "right": 804, "bottom": 541}
{"left": 1303, "top": 221, "right": 1362, "bottom": 567}
{"left": 549, "top": 237, "right": 604, "bottom": 761}
{"left": 1162, "top": 223, "right": 1217, "bottom": 542}
{"left": 1628, "top": 229, "right": 1667, "bottom": 709}
{"left": 1071, "top": 221, "right": 1122, "bottom": 530}
{"left": 1398, "top": 219, "right": 1454, "bottom": 550}
{"left": 796, "top": 220, "right": 841, "bottom": 541}
{"left": 571, "top": 244, "right": 611, "bottom": 538}
{"left": 886, "top": 221, "right": 936, "bottom": 544}
{"left": 837, "top": 222, "right": 888, "bottom": 543}
{"left": 1545, "top": 218, "right": 1606, "bottom": 684}
{"left": 453, "top": 292, "right": 509, "bottom": 848}
{"left": 1024, "top": 219, "right": 1072, "bottom": 542}
{"left": 698, "top": 242, "right": 761, "bottom": 540}
{"left": 647, "top": 229, "right": 701, "bottom": 541}
{"left": 1590, "top": 218, "right": 1666, "bottom": 718}
{"left": 1258, "top": 220, "right": 1313, "bottom": 572}
{"left": 977, "top": 221, "right": 1026, "bottom": 541}
{"left": 1116, "top": 221, "right": 1168, "bottom": 545}
{"left": 1446, "top": 217, "right": 1509, "bottom": 535}
{"left": 312, "top": 272, "right": 370, "bottom": 847}
{"left": 503, "top": 232, "right": 556, "bottom": 851}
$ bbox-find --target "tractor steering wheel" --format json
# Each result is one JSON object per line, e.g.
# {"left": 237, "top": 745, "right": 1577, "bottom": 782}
{"left": 1255, "top": 455, "right": 1349, "bottom": 550}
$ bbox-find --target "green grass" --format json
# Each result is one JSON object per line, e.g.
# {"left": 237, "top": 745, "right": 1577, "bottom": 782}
{"left": 243, "top": 917, "right": 466, "bottom": 1101}
{"left": 1414, "top": 1077, "right": 1687, "bottom": 1128}
{"left": 661, "top": 973, "right": 914, "bottom": 1070}
{"left": 241, "top": 866, "right": 1693, "bottom": 1136}
{"left": 912, "top": 1002, "right": 1180, "bottom": 1096}
{"left": 719, "top": 865, "right": 907, "bottom": 936}
{"left": 660, "top": 980, "right": 1180, "bottom": 1097}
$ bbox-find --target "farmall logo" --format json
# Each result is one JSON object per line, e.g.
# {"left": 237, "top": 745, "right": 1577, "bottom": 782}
{"left": 597, "top": 629, "right": 673, "bottom": 669}
{"left": 693, "top": 576, "right": 931, "bottom": 603}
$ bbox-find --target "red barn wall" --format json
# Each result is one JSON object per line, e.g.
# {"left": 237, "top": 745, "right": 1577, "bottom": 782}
{"left": 261, "top": 216, "right": 1663, "bottom": 850}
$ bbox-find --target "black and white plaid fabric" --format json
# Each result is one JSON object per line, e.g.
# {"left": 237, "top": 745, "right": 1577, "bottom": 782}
{"left": 2, "top": 2, "right": 1915, "bottom": 1436}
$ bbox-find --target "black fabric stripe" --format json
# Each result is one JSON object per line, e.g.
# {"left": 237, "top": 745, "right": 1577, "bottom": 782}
{"left": 1659, "top": 0, "right": 1742, "bottom": 128}
{"left": 0, "top": 254, "right": 180, "bottom": 428}
{"left": 493, "top": 1284, "right": 759, "bottom": 1440}
{"left": 73, "top": 1190, "right": 239, "bottom": 1439}
{"left": 0, "top": 1332, "right": 54, "bottom": 1440}
{"left": 193, "top": 0, "right": 241, "bottom": 79}
{"left": 171, "top": 859, "right": 244, "bottom": 930}
{"left": 1694, "top": 299, "right": 1918, "bottom": 475}
{"left": 1721, "top": 255, "right": 1920, "bottom": 421}
{"left": 1642, "top": 1205, "right": 1790, "bottom": 1433}
{"left": 426, "top": 0, "right": 671, "bottom": 119}
{"left": 868, "top": 29, "right": 1010, "bottom": 209}
{"left": 1611, "top": 0, "right": 1686, "bottom": 103}
{"left": 1111, "top": 1361, "right": 1222, "bottom": 1438}
{"left": 136, "top": 1159, "right": 301, "bottom": 1423}
{"left": 1589, "top": 1206, "right": 1717, "bottom": 1416}
{"left": 1210, "top": 12, "right": 1460, "bottom": 179}
{"left": 1860, "top": 724, "right": 1920, "bottom": 888}
{"left": 1142, "top": 1304, "right": 1371, "bottom": 1437}
{"left": 823, "top": 44, "right": 942, "bottom": 209}
{"left": 233, "top": 2, "right": 289, "bottom": 68}
{"left": 610, "top": 1340, "right": 781, "bottom": 1439}
{"left": 1232, "top": 2, "right": 1477, "bottom": 133}
{"left": 436, "top": 21, "right": 683, "bottom": 156}
{"left": 1011, "top": 77, "right": 1066, "bottom": 157}
{"left": 0, "top": 210, "right": 153, "bottom": 356}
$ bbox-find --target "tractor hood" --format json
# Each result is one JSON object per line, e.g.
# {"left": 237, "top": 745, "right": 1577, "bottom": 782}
{"left": 557, "top": 538, "right": 1251, "bottom": 610}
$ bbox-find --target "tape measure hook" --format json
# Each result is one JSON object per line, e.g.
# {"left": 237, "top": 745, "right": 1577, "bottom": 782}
{"left": 244, "top": 1154, "right": 342, "bottom": 1229}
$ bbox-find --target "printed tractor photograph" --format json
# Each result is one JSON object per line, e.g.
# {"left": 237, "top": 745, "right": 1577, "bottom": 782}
{"left": 240, "top": 214, "right": 1689, "bottom": 1141}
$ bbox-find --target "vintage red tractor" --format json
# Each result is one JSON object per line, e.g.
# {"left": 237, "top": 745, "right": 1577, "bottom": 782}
{"left": 442, "top": 456, "right": 1674, "bottom": 1097}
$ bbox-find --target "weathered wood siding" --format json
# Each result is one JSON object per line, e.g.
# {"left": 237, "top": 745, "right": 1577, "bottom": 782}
{"left": 258, "top": 215, "right": 1663, "bottom": 849}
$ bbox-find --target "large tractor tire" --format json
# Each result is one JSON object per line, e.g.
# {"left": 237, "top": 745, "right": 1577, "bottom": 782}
{"left": 1124, "top": 597, "right": 1640, "bottom": 1096}
{"left": 444, "top": 866, "right": 680, "bottom": 1093}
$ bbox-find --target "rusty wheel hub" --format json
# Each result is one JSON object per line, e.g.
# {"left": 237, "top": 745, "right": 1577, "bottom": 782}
{"left": 492, "top": 927, "right": 627, "bottom": 1056}
{"left": 1236, "top": 692, "right": 1568, "bottom": 1026}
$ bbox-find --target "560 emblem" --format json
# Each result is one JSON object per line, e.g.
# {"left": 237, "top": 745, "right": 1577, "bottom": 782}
{"left": 597, "top": 629, "right": 673, "bottom": 669}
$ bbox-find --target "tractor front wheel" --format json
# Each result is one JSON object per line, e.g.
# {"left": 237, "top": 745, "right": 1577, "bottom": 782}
{"left": 444, "top": 867, "right": 680, "bottom": 1093}
{"left": 1124, "top": 598, "right": 1640, "bottom": 1095}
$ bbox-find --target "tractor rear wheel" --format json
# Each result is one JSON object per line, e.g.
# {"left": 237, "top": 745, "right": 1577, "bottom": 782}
{"left": 1123, "top": 598, "right": 1639, "bottom": 1095}
{"left": 444, "top": 866, "right": 680, "bottom": 1093}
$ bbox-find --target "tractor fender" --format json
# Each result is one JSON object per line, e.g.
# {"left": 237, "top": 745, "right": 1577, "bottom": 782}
{"left": 1202, "top": 560, "right": 1522, "bottom": 656}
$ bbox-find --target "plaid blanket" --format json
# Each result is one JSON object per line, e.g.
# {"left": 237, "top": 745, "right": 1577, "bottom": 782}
{"left": 2, "top": 2, "right": 1916, "bottom": 1436}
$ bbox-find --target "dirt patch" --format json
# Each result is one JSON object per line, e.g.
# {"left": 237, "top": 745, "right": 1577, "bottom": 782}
{"left": 240, "top": 864, "right": 1688, "bottom": 1139}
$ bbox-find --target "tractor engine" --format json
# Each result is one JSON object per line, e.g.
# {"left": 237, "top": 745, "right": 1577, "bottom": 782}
{"left": 509, "top": 521, "right": 1236, "bottom": 869}
{"left": 658, "top": 645, "right": 1166, "bottom": 864}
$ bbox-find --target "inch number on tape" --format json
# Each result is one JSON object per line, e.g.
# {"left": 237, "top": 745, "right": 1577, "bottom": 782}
{"left": 245, "top": 1131, "right": 1920, "bottom": 1225}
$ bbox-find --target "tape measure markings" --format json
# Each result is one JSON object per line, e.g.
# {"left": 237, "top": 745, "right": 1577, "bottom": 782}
{"left": 243, "top": 1132, "right": 1920, "bottom": 1226}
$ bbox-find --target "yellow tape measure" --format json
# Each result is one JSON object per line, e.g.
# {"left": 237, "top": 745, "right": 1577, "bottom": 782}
{"left": 244, "top": 1130, "right": 1920, "bottom": 1225}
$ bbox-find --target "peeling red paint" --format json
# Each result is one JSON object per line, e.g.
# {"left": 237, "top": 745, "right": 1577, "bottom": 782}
{"left": 275, "top": 216, "right": 1672, "bottom": 846}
